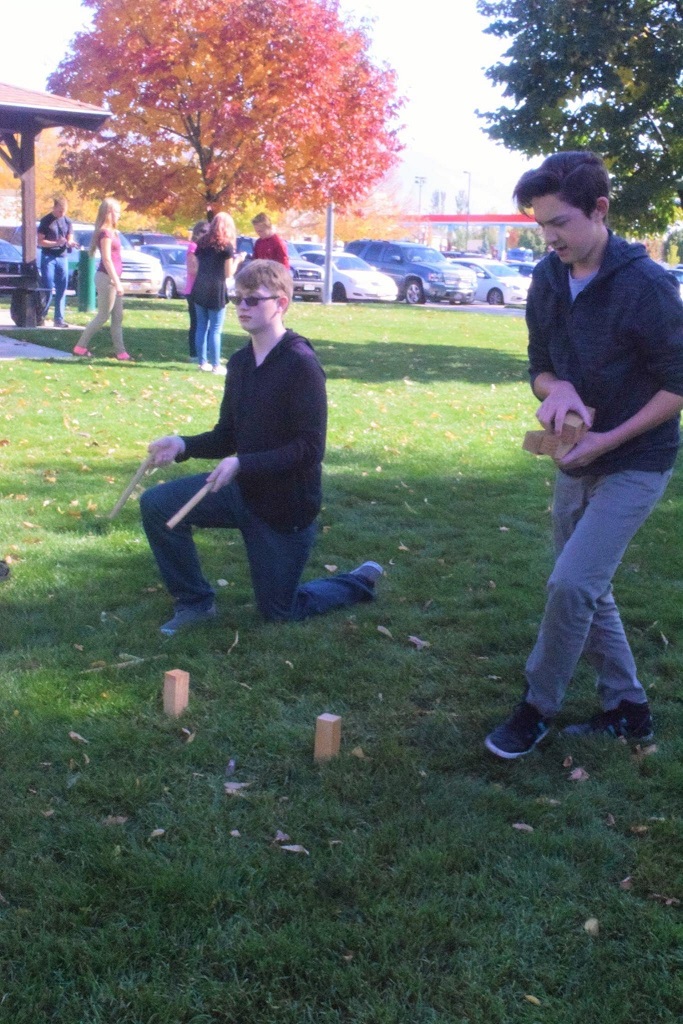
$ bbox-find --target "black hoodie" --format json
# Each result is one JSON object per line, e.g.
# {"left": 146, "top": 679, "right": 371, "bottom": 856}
{"left": 527, "top": 231, "right": 683, "bottom": 475}
{"left": 178, "top": 329, "right": 327, "bottom": 532}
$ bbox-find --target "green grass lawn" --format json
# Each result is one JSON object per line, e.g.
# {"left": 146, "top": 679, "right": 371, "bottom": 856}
{"left": 1, "top": 298, "right": 682, "bottom": 1023}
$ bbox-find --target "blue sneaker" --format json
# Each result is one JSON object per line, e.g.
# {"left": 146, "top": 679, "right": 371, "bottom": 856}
{"left": 485, "top": 701, "right": 552, "bottom": 759}
{"left": 562, "top": 700, "right": 654, "bottom": 741}
{"left": 350, "top": 561, "right": 383, "bottom": 586}
{"left": 160, "top": 603, "right": 216, "bottom": 636}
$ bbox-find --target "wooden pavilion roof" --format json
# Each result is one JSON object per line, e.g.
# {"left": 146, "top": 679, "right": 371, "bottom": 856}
{"left": 0, "top": 82, "right": 109, "bottom": 133}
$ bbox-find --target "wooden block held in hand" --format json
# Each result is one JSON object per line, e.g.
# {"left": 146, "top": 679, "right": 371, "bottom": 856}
{"left": 314, "top": 713, "right": 342, "bottom": 762}
{"left": 164, "top": 669, "right": 190, "bottom": 716}
{"left": 522, "top": 430, "right": 546, "bottom": 455}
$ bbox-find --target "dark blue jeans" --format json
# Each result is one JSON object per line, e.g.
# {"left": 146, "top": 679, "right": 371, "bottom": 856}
{"left": 40, "top": 253, "right": 68, "bottom": 322}
{"left": 140, "top": 474, "right": 375, "bottom": 621}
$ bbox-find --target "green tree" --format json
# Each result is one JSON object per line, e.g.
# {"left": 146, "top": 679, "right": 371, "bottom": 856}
{"left": 477, "top": 0, "right": 683, "bottom": 234}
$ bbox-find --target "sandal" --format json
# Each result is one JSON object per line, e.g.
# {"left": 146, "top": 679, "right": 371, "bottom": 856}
{"left": 73, "top": 346, "right": 92, "bottom": 357}
{"left": 115, "top": 352, "right": 132, "bottom": 361}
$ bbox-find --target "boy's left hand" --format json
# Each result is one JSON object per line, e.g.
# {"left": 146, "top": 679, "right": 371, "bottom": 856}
{"left": 558, "top": 431, "right": 614, "bottom": 469}
{"left": 206, "top": 456, "right": 240, "bottom": 491}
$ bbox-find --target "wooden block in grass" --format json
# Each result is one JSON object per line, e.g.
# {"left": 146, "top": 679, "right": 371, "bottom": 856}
{"left": 314, "top": 713, "right": 341, "bottom": 762}
{"left": 164, "top": 669, "right": 190, "bottom": 717}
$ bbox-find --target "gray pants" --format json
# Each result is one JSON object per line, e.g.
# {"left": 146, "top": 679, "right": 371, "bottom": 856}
{"left": 77, "top": 271, "right": 125, "bottom": 355}
{"left": 525, "top": 468, "right": 672, "bottom": 717}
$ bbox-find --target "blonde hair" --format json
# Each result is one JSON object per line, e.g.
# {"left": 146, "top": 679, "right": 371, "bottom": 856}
{"left": 90, "top": 198, "right": 121, "bottom": 256}
{"left": 235, "top": 259, "right": 293, "bottom": 302}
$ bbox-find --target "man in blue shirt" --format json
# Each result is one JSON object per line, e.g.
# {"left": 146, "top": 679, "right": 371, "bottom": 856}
{"left": 37, "top": 198, "right": 74, "bottom": 328}
{"left": 485, "top": 151, "right": 683, "bottom": 759}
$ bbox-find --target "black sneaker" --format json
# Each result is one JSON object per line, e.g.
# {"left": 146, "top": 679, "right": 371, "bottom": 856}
{"left": 485, "top": 701, "right": 552, "bottom": 759}
{"left": 349, "top": 561, "right": 383, "bottom": 586}
{"left": 562, "top": 700, "right": 654, "bottom": 740}
{"left": 54, "top": 320, "right": 71, "bottom": 328}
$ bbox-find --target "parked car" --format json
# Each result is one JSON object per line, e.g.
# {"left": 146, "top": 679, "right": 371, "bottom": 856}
{"left": 67, "top": 225, "right": 163, "bottom": 297}
{"left": 669, "top": 267, "right": 683, "bottom": 300}
{"left": 0, "top": 238, "right": 23, "bottom": 290}
{"left": 506, "top": 246, "right": 535, "bottom": 262}
{"left": 445, "top": 257, "right": 530, "bottom": 305}
{"left": 505, "top": 259, "right": 537, "bottom": 278}
{"left": 292, "top": 241, "right": 325, "bottom": 255}
{"left": 125, "top": 231, "right": 189, "bottom": 248}
{"left": 344, "top": 240, "right": 476, "bottom": 305}
{"left": 300, "top": 251, "right": 398, "bottom": 302}
{"left": 285, "top": 242, "right": 323, "bottom": 300}
{"left": 140, "top": 243, "right": 189, "bottom": 298}
{"left": 236, "top": 235, "right": 255, "bottom": 260}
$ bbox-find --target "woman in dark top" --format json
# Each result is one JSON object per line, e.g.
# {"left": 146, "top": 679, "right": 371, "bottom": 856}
{"left": 191, "top": 212, "right": 242, "bottom": 374}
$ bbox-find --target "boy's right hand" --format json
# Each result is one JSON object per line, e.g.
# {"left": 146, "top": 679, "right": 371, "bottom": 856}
{"left": 537, "top": 381, "right": 592, "bottom": 434}
{"left": 148, "top": 435, "right": 186, "bottom": 466}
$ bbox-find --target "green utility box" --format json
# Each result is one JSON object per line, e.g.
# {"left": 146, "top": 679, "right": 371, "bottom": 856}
{"left": 77, "top": 250, "right": 97, "bottom": 312}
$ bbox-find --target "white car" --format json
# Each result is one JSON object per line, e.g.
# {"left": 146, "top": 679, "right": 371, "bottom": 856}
{"left": 300, "top": 251, "right": 398, "bottom": 302}
{"left": 446, "top": 257, "right": 530, "bottom": 305}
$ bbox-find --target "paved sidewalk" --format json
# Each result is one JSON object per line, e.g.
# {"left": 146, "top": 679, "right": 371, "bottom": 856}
{"left": 0, "top": 308, "right": 75, "bottom": 360}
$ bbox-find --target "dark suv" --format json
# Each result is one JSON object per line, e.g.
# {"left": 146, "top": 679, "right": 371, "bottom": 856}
{"left": 345, "top": 240, "right": 476, "bottom": 305}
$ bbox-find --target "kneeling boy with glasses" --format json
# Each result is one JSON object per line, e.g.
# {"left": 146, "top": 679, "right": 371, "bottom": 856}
{"left": 141, "top": 258, "right": 382, "bottom": 634}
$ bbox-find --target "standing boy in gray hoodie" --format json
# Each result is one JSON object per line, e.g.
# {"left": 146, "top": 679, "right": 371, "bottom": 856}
{"left": 486, "top": 151, "right": 683, "bottom": 759}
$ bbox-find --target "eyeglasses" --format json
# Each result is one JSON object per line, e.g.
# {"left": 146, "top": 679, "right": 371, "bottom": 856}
{"left": 230, "top": 294, "right": 279, "bottom": 307}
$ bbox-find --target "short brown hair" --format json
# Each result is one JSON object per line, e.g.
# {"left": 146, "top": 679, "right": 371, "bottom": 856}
{"left": 251, "top": 212, "right": 272, "bottom": 229}
{"left": 235, "top": 258, "right": 293, "bottom": 302}
{"left": 513, "top": 151, "right": 610, "bottom": 218}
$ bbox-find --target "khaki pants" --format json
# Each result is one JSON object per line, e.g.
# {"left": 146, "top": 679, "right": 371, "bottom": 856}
{"left": 77, "top": 271, "right": 125, "bottom": 355}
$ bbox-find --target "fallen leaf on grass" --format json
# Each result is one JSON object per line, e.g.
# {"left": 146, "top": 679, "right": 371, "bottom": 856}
{"left": 630, "top": 824, "right": 649, "bottom": 836}
{"left": 224, "top": 781, "right": 252, "bottom": 796}
{"left": 562, "top": 755, "right": 573, "bottom": 768}
{"left": 273, "top": 831, "right": 291, "bottom": 843}
{"left": 408, "top": 635, "right": 430, "bottom": 650}
{"left": 41, "top": 809, "right": 55, "bottom": 818}
{"left": 398, "top": 542, "right": 409, "bottom": 551}
{"left": 583, "top": 917, "right": 600, "bottom": 936}
{"left": 180, "top": 728, "right": 196, "bottom": 744}
{"left": 227, "top": 631, "right": 239, "bottom": 655}
{"left": 217, "top": 579, "right": 228, "bottom": 587}
{"left": 351, "top": 746, "right": 370, "bottom": 760}
{"left": 324, "top": 564, "right": 338, "bottom": 573}
{"left": 568, "top": 767, "right": 589, "bottom": 782}
{"left": 605, "top": 813, "right": 616, "bottom": 827}
{"left": 524, "top": 995, "right": 541, "bottom": 1006}
{"left": 377, "top": 625, "right": 393, "bottom": 639}
{"left": 230, "top": 829, "right": 241, "bottom": 838}
{"left": 536, "top": 797, "right": 561, "bottom": 807}
{"left": 620, "top": 876, "right": 633, "bottom": 891}
{"left": 149, "top": 829, "right": 166, "bottom": 839}
{"left": 649, "top": 892, "right": 681, "bottom": 907}
{"left": 22, "top": 521, "right": 38, "bottom": 529}
{"left": 101, "top": 815, "right": 128, "bottom": 826}
{"left": 633, "top": 743, "right": 658, "bottom": 759}
{"left": 285, "top": 660, "right": 294, "bottom": 669}
{"left": 512, "top": 822, "right": 534, "bottom": 833}
{"left": 69, "top": 731, "right": 89, "bottom": 745}
{"left": 281, "top": 844, "right": 309, "bottom": 856}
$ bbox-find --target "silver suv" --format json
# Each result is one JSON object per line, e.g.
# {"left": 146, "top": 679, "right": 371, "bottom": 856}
{"left": 68, "top": 224, "right": 163, "bottom": 296}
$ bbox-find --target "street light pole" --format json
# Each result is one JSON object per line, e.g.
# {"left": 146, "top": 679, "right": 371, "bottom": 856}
{"left": 463, "top": 171, "right": 471, "bottom": 251}
{"left": 415, "top": 176, "right": 426, "bottom": 239}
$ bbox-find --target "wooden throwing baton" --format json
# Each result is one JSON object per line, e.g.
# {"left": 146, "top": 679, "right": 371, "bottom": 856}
{"left": 166, "top": 481, "right": 213, "bottom": 530}
{"left": 108, "top": 455, "right": 154, "bottom": 519}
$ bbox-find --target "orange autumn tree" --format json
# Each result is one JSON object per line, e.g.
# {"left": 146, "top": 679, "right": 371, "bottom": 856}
{"left": 48, "top": 0, "right": 403, "bottom": 220}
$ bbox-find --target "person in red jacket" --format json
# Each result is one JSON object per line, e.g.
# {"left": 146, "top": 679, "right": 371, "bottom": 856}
{"left": 251, "top": 213, "right": 290, "bottom": 268}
